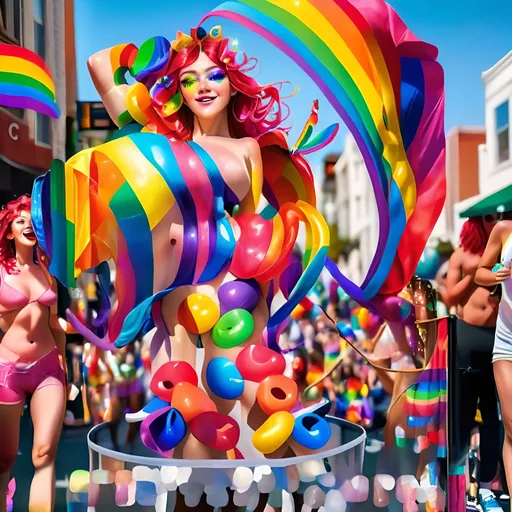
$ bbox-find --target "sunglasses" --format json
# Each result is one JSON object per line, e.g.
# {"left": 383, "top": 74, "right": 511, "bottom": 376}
{"left": 484, "top": 214, "right": 498, "bottom": 223}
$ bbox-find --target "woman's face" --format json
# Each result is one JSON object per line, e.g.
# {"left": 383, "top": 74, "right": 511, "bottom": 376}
{"left": 8, "top": 211, "right": 36, "bottom": 248}
{"left": 179, "top": 51, "right": 233, "bottom": 121}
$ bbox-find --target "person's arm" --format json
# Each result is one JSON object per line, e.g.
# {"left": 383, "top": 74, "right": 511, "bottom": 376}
{"left": 49, "top": 278, "right": 67, "bottom": 373}
{"left": 475, "top": 222, "right": 511, "bottom": 286}
{"left": 442, "top": 249, "right": 475, "bottom": 309}
{"left": 87, "top": 47, "right": 131, "bottom": 127}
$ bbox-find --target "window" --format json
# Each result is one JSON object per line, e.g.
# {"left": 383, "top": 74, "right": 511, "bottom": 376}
{"left": 496, "top": 101, "right": 509, "bottom": 164}
{"left": 0, "top": 0, "right": 23, "bottom": 43}
{"left": 33, "top": 0, "right": 50, "bottom": 145}
{"left": 33, "top": 0, "right": 44, "bottom": 58}
{"left": 13, "top": 0, "right": 22, "bottom": 42}
{"left": 35, "top": 112, "right": 50, "bottom": 145}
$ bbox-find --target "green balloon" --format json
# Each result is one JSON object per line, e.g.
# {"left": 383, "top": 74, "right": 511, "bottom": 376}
{"left": 212, "top": 309, "right": 255, "bottom": 349}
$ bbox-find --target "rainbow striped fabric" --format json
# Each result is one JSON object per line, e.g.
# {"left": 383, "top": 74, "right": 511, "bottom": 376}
{"left": 0, "top": 43, "right": 60, "bottom": 118}
{"left": 202, "top": 0, "right": 446, "bottom": 301}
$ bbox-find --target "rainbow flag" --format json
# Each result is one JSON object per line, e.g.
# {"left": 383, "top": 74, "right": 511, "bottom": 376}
{"left": 0, "top": 43, "right": 60, "bottom": 118}
{"left": 202, "top": 0, "right": 446, "bottom": 301}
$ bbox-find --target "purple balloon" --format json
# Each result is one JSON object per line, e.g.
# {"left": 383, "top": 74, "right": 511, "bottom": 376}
{"left": 218, "top": 279, "right": 261, "bottom": 316}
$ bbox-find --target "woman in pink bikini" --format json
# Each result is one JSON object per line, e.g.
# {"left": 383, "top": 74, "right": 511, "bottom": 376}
{"left": 0, "top": 195, "right": 67, "bottom": 512}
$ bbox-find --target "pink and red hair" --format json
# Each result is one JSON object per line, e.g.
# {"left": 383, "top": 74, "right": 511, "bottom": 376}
{"left": 142, "top": 36, "right": 290, "bottom": 140}
{"left": 459, "top": 217, "right": 487, "bottom": 256}
{"left": 0, "top": 195, "right": 33, "bottom": 274}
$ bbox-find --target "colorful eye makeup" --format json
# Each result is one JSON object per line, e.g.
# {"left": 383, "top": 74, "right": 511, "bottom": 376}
{"left": 180, "top": 75, "right": 198, "bottom": 90}
{"left": 179, "top": 68, "right": 226, "bottom": 90}
{"left": 207, "top": 69, "right": 226, "bottom": 83}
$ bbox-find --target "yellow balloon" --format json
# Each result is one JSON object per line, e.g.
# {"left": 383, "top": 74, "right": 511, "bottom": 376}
{"left": 291, "top": 304, "right": 305, "bottom": 319}
{"left": 69, "top": 470, "right": 90, "bottom": 493}
{"left": 253, "top": 411, "right": 294, "bottom": 454}
{"left": 360, "top": 384, "right": 369, "bottom": 398}
{"left": 178, "top": 293, "right": 220, "bottom": 334}
{"left": 358, "top": 308, "right": 369, "bottom": 329}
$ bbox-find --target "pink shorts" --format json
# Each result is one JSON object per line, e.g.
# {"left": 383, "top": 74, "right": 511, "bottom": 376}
{"left": 0, "top": 348, "right": 66, "bottom": 404}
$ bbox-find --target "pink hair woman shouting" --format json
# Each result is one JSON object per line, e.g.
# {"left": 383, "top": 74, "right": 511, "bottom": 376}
{"left": 0, "top": 195, "right": 67, "bottom": 512}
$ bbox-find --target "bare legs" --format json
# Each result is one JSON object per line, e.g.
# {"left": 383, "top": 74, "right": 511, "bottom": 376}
{"left": 0, "top": 401, "right": 24, "bottom": 512}
{"left": 494, "top": 360, "right": 512, "bottom": 493}
{"left": 29, "top": 382, "right": 66, "bottom": 512}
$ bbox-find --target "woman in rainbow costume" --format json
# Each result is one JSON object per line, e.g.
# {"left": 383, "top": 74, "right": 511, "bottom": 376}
{"left": 31, "top": 0, "right": 446, "bottom": 466}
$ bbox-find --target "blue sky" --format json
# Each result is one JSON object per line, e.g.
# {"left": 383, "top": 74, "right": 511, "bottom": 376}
{"left": 74, "top": 0, "right": 512, "bottom": 176}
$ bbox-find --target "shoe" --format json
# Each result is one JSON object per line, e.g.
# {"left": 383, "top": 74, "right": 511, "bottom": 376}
{"left": 466, "top": 499, "right": 482, "bottom": 511}
{"left": 479, "top": 489, "right": 504, "bottom": 511}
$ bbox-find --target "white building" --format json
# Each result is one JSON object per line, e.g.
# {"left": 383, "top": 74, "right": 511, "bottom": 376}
{"left": 334, "top": 134, "right": 379, "bottom": 285}
{"left": 454, "top": 51, "right": 512, "bottom": 233}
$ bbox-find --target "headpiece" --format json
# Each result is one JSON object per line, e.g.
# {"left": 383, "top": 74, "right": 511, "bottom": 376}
{"left": 170, "top": 26, "right": 223, "bottom": 52}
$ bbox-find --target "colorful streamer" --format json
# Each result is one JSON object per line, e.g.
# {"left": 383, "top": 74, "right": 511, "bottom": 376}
{"left": 403, "top": 318, "right": 447, "bottom": 459}
{"left": 0, "top": 43, "right": 60, "bottom": 118}
{"left": 202, "top": 0, "right": 446, "bottom": 300}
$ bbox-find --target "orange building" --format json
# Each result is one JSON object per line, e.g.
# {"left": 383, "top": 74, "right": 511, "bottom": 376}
{"left": 443, "top": 126, "right": 486, "bottom": 237}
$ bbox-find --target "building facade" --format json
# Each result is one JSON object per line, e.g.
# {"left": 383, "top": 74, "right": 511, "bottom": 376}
{"left": 0, "top": 0, "right": 76, "bottom": 205}
{"left": 333, "top": 134, "right": 379, "bottom": 286}
{"left": 454, "top": 51, "right": 512, "bottom": 235}
{"left": 430, "top": 126, "right": 485, "bottom": 244}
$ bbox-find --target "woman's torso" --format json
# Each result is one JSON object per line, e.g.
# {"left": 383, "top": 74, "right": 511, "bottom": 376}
{"left": 499, "top": 232, "right": 512, "bottom": 328}
{"left": 152, "top": 137, "right": 252, "bottom": 294}
{"left": 457, "top": 250, "right": 498, "bottom": 328}
{"left": 0, "top": 264, "right": 57, "bottom": 363}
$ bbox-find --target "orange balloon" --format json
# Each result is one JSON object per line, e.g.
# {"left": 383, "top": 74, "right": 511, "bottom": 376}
{"left": 256, "top": 375, "right": 298, "bottom": 415}
{"left": 171, "top": 382, "right": 217, "bottom": 422}
{"left": 291, "top": 304, "right": 305, "bottom": 319}
{"left": 358, "top": 308, "right": 370, "bottom": 329}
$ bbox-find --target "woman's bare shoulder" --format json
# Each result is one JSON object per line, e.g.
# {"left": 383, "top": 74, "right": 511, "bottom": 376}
{"left": 494, "top": 220, "right": 512, "bottom": 242}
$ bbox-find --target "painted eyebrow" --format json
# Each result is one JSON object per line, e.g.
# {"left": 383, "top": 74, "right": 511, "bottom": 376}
{"left": 179, "top": 66, "right": 222, "bottom": 77}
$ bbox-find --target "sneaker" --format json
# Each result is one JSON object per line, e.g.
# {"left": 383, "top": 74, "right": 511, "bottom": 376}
{"left": 467, "top": 498, "right": 482, "bottom": 511}
{"left": 479, "top": 489, "right": 504, "bottom": 511}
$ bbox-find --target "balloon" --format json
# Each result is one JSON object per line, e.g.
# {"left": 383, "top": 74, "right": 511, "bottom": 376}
{"left": 292, "top": 413, "right": 331, "bottom": 450}
{"left": 189, "top": 411, "right": 240, "bottom": 451}
{"left": 177, "top": 293, "right": 220, "bottom": 334}
{"left": 170, "top": 382, "right": 216, "bottom": 422}
{"left": 415, "top": 247, "right": 440, "bottom": 280}
{"left": 218, "top": 279, "right": 260, "bottom": 316}
{"left": 212, "top": 309, "right": 255, "bottom": 349}
{"left": 291, "top": 303, "right": 305, "bottom": 319}
{"left": 252, "top": 411, "right": 294, "bottom": 454}
{"left": 140, "top": 407, "right": 186, "bottom": 456}
{"left": 256, "top": 375, "right": 298, "bottom": 415}
{"left": 357, "top": 308, "right": 370, "bottom": 330}
{"left": 149, "top": 361, "right": 198, "bottom": 402}
{"left": 206, "top": 357, "right": 244, "bottom": 400}
{"left": 235, "top": 345, "right": 286, "bottom": 383}
{"left": 338, "top": 322, "right": 356, "bottom": 341}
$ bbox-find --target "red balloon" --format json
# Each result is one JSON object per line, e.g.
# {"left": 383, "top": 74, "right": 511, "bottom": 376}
{"left": 236, "top": 345, "right": 286, "bottom": 383}
{"left": 230, "top": 214, "right": 274, "bottom": 279}
{"left": 150, "top": 361, "right": 198, "bottom": 402}
{"left": 189, "top": 411, "right": 240, "bottom": 451}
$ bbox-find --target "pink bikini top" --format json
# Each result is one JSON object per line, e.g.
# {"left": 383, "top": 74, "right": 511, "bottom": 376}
{"left": 0, "top": 265, "right": 57, "bottom": 314}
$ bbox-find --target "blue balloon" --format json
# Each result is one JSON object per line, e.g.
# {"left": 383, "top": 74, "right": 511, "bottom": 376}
{"left": 154, "top": 408, "right": 186, "bottom": 452}
{"left": 142, "top": 396, "right": 169, "bottom": 413}
{"left": 415, "top": 247, "right": 440, "bottom": 280}
{"left": 206, "top": 357, "right": 244, "bottom": 399}
{"left": 292, "top": 413, "right": 331, "bottom": 450}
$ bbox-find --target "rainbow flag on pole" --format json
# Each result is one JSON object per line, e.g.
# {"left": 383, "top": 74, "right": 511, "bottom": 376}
{"left": 0, "top": 43, "right": 60, "bottom": 118}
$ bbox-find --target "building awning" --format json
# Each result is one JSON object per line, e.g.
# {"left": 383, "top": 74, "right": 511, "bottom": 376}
{"left": 459, "top": 184, "right": 512, "bottom": 218}
{"left": 0, "top": 153, "right": 45, "bottom": 176}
